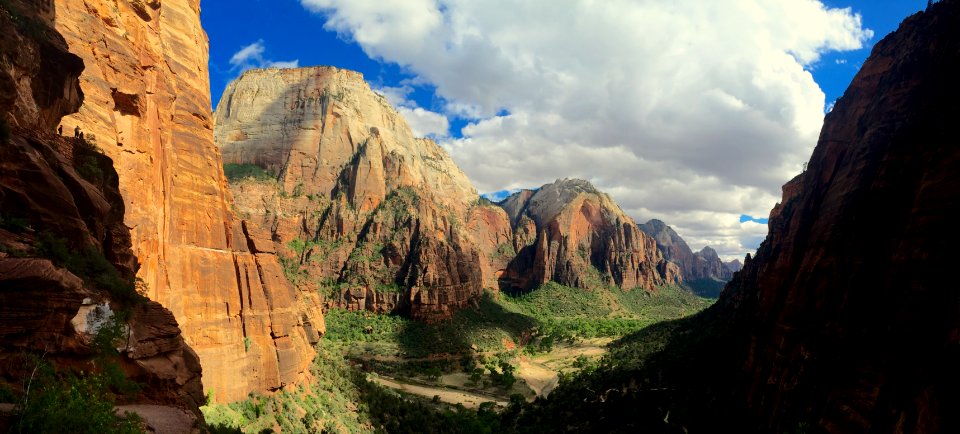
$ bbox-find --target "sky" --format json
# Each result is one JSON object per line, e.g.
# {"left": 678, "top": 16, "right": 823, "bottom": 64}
{"left": 201, "top": 0, "right": 929, "bottom": 261}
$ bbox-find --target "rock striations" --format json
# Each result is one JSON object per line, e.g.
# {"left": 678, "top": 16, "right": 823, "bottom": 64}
{"left": 51, "top": 0, "right": 318, "bottom": 402}
{"left": 0, "top": 0, "right": 202, "bottom": 412}
{"left": 638, "top": 219, "right": 734, "bottom": 282}
{"left": 495, "top": 179, "right": 678, "bottom": 292}
{"left": 217, "top": 66, "right": 485, "bottom": 321}
{"left": 217, "top": 68, "right": 678, "bottom": 319}
{"left": 714, "top": 2, "right": 960, "bottom": 431}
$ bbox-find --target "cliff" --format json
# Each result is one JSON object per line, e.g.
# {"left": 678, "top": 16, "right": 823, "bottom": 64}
{"left": 217, "top": 66, "right": 484, "bottom": 321}
{"left": 498, "top": 179, "right": 678, "bottom": 292}
{"left": 0, "top": 0, "right": 201, "bottom": 413}
{"left": 638, "top": 219, "right": 734, "bottom": 282}
{"left": 51, "top": 0, "right": 318, "bottom": 402}
{"left": 713, "top": 2, "right": 960, "bottom": 431}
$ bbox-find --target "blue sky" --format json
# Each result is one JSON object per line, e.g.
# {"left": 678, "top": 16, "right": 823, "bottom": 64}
{"left": 200, "top": 1, "right": 928, "bottom": 259}
{"left": 203, "top": 0, "right": 926, "bottom": 130}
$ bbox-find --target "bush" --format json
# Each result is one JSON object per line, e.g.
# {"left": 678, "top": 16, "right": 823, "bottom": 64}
{"left": 13, "top": 356, "right": 144, "bottom": 434}
{"left": 37, "top": 232, "right": 146, "bottom": 305}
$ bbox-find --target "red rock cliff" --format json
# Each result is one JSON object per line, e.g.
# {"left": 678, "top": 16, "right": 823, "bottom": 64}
{"left": 0, "top": 0, "right": 202, "bottom": 412}
{"left": 716, "top": 2, "right": 960, "bottom": 432}
{"left": 217, "top": 67, "right": 485, "bottom": 321}
{"left": 51, "top": 0, "right": 319, "bottom": 402}
{"left": 498, "top": 179, "right": 677, "bottom": 292}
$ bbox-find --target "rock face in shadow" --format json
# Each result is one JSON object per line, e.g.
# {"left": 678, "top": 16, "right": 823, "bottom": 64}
{"left": 0, "top": 1, "right": 202, "bottom": 411}
{"left": 498, "top": 179, "right": 677, "bottom": 292}
{"left": 638, "top": 219, "right": 733, "bottom": 282}
{"left": 50, "top": 0, "right": 317, "bottom": 402}
{"left": 217, "top": 67, "right": 484, "bottom": 321}
{"left": 714, "top": 3, "right": 960, "bottom": 432}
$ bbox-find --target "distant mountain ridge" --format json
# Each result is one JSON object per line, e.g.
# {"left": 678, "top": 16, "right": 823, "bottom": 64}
{"left": 216, "top": 68, "right": 680, "bottom": 318}
{"left": 638, "top": 219, "right": 736, "bottom": 288}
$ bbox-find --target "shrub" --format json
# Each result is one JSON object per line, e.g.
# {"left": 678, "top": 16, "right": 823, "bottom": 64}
{"left": 15, "top": 368, "right": 144, "bottom": 434}
{"left": 223, "top": 163, "right": 274, "bottom": 182}
{"left": 37, "top": 232, "right": 146, "bottom": 305}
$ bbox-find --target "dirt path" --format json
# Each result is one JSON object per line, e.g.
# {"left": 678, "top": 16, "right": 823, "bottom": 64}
{"left": 0, "top": 403, "right": 195, "bottom": 434}
{"left": 516, "top": 358, "right": 560, "bottom": 397}
{"left": 116, "top": 405, "right": 197, "bottom": 434}
{"left": 371, "top": 376, "right": 508, "bottom": 409}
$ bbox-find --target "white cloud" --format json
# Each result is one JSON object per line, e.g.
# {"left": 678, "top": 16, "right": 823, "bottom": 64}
{"left": 399, "top": 107, "right": 450, "bottom": 138}
{"left": 229, "top": 40, "right": 300, "bottom": 73}
{"left": 301, "top": 0, "right": 873, "bottom": 259}
{"left": 230, "top": 41, "right": 266, "bottom": 66}
{"left": 375, "top": 85, "right": 450, "bottom": 138}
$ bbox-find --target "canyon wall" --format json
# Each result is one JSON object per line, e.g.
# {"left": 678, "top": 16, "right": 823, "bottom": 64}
{"left": 714, "top": 2, "right": 960, "bottom": 431}
{"left": 51, "top": 0, "right": 318, "bottom": 402}
{"left": 499, "top": 179, "right": 678, "bottom": 292}
{"left": 217, "top": 66, "right": 485, "bottom": 321}
{"left": 0, "top": 0, "right": 202, "bottom": 412}
{"left": 638, "top": 219, "right": 734, "bottom": 282}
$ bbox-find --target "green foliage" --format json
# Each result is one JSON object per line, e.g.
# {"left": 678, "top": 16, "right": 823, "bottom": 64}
{"left": 0, "top": 382, "right": 16, "bottom": 403}
{"left": 203, "top": 340, "right": 373, "bottom": 433}
{"left": 37, "top": 232, "right": 146, "bottom": 305}
{"left": 374, "top": 282, "right": 404, "bottom": 293}
{"left": 683, "top": 278, "right": 727, "bottom": 299}
{"left": 490, "top": 242, "right": 516, "bottom": 261}
{"left": 223, "top": 163, "right": 275, "bottom": 182}
{"left": 498, "top": 282, "right": 710, "bottom": 343}
{"left": 14, "top": 364, "right": 144, "bottom": 434}
{"left": 0, "top": 213, "right": 29, "bottom": 231}
{"left": 244, "top": 336, "right": 252, "bottom": 352}
{"left": 71, "top": 136, "right": 109, "bottom": 187}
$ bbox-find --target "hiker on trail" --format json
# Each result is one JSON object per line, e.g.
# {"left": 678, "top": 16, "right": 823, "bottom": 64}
{"left": 74, "top": 125, "right": 80, "bottom": 139}
{"left": 57, "top": 125, "right": 62, "bottom": 135}
{"left": 79, "top": 131, "right": 84, "bottom": 141}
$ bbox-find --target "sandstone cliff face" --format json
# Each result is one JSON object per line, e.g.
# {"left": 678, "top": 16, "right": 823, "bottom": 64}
{"left": 0, "top": 1, "right": 202, "bottom": 409}
{"left": 51, "top": 0, "right": 316, "bottom": 402}
{"left": 723, "top": 259, "right": 742, "bottom": 273}
{"left": 498, "top": 179, "right": 676, "bottom": 292}
{"left": 217, "top": 67, "right": 484, "bottom": 321}
{"left": 638, "top": 219, "right": 733, "bottom": 282}
{"left": 714, "top": 3, "right": 960, "bottom": 432}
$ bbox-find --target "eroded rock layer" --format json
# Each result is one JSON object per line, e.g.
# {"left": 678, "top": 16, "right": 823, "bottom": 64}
{"left": 217, "top": 67, "right": 485, "bottom": 321}
{"left": 0, "top": 0, "right": 201, "bottom": 410}
{"left": 51, "top": 0, "right": 317, "bottom": 402}
{"left": 498, "top": 179, "right": 677, "bottom": 292}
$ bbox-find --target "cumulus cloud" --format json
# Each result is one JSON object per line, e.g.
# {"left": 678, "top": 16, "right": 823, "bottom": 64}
{"left": 375, "top": 85, "right": 450, "bottom": 138}
{"left": 301, "top": 0, "right": 872, "bottom": 260}
{"left": 229, "top": 40, "right": 300, "bottom": 73}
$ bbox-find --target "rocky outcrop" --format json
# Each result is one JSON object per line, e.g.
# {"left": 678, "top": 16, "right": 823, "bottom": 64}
{"left": 723, "top": 259, "right": 742, "bottom": 273}
{"left": 714, "top": 3, "right": 960, "bottom": 431}
{"left": 217, "top": 67, "right": 484, "bottom": 321}
{"left": 0, "top": 0, "right": 203, "bottom": 412}
{"left": 498, "top": 179, "right": 676, "bottom": 292}
{"left": 638, "top": 219, "right": 734, "bottom": 282}
{"left": 51, "top": 0, "right": 317, "bottom": 402}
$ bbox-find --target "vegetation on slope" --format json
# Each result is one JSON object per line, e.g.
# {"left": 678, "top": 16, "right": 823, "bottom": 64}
{"left": 223, "top": 163, "right": 276, "bottom": 182}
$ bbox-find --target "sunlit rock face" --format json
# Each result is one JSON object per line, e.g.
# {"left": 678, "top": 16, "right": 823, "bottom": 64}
{"left": 216, "top": 66, "right": 486, "bottom": 321}
{"left": 498, "top": 179, "right": 678, "bottom": 293}
{"left": 52, "top": 0, "right": 317, "bottom": 402}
